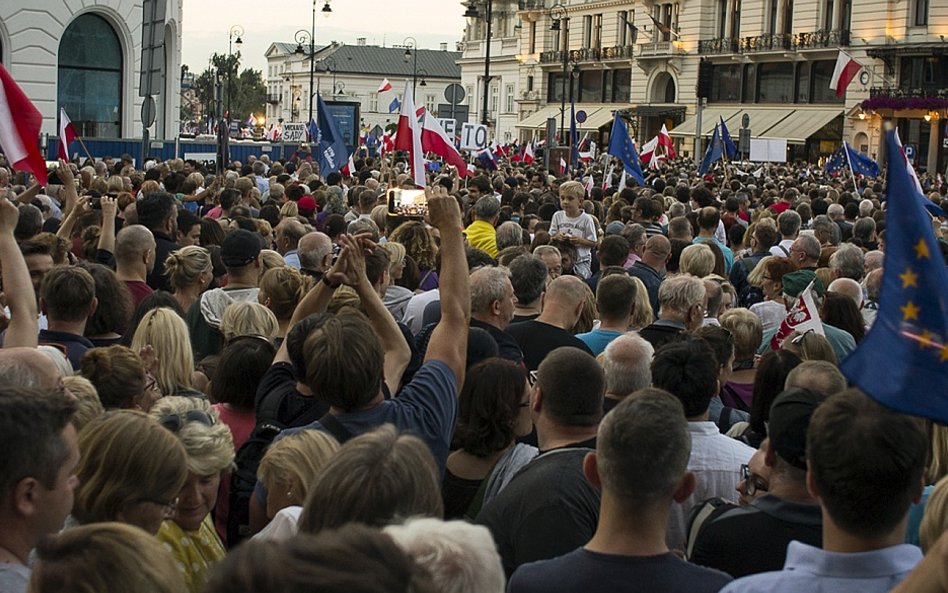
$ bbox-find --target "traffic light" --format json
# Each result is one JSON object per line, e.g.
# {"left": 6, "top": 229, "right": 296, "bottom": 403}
{"left": 697, "top": 59, "right": 713, "bottom": 99}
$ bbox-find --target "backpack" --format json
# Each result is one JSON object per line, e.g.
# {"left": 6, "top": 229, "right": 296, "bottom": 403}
{"left": 226, "top": 390, "right": 325, "bottom": 546}
{"left": 737, "top": 257, "right": 764, "bottom": 308}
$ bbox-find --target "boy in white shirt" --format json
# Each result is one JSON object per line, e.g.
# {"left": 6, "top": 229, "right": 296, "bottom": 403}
{"left": 549, "top": 181, "right": 599, "bottom": 279}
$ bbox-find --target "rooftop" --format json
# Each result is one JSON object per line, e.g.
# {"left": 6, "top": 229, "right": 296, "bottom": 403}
{"left": 269, "top": 42, "right": 461, "bottom": 79}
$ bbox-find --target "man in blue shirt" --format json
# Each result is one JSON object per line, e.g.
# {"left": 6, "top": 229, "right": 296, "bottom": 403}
{"left": 720, "top": 389, "right": 927, "bottom": 593}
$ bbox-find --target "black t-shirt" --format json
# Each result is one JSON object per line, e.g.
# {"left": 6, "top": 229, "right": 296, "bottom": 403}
{"left": 441, "top": 468, "right": 483, "bottom": 520}
{"left": 255, "top": 362, "right": 328, "bottom": 425}
{"left": 470, "top": 318, "right": 523, "bottom": 364}
{"left": 506, "top": 320, "right": 593, "bottom": 371}
{"left": 687, "top": 494, "right": 823, "bottom": 578}
{"left": 476, "top": 448, "right": 600, "bottom": 576}
{"left": 508, "top": 548, "right": 732, "bottom": 593}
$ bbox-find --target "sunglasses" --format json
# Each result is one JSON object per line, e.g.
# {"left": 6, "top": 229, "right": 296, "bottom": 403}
{"left": 158, "top": 410, "right": 216, "bottom": 432}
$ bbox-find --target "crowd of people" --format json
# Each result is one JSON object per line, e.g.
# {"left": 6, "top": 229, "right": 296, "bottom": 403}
{"left": 0, "top": 146, "right": 948, "bottom": 593}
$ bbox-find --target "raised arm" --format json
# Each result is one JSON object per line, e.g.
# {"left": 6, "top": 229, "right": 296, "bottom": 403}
{"left": 15, "top": 181, "right": 40, "bottom": 206}
{"left": 97, "top": 196, "right": 118, "bottom": 256}
{"left": 56, "top": 160, "right": 79, "bottom": 219}
{"left": 424, "top": 186, "right": 470, "bottom": 386}
{"left": 0, "top": 198, "right": 38, "bottom": 347}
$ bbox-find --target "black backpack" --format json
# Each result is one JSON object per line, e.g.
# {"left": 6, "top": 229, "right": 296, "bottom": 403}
{"left": 738, "top": 257, "right": 765, "bottom": 308}
{"left": 226, "top": 391, "right": 325, "bottom": 546}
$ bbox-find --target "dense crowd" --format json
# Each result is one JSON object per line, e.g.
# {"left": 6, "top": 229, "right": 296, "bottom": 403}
{"left": 0, "top": 147, "right": 948, "bottom": 593}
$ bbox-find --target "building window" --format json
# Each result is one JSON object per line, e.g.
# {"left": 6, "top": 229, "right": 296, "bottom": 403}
{"left": 710, "top": 64, "right": 742, "bottom": 102}
{"left": 592, "top": 14, "right": 603, "bottom": 49}
{"left": 466, "top": 85, "right": 474, "bottom": 105}
{"left": 783, "top": 0, "right": 794, "bottom": 34}
{"left": 579, "top": 70, "right": 603, "bottom": 102}
{"left": 505, "top": 84, "right": 514, "bottom": 113}
{"left": 618, "top": 11, "right": 629, "bottom": 45}
{"left": 811, "top": 59, "right": 844, "bottom": 103}
{"left": 527, "top": 75, "right": 534, "bottom": 92}
{"left": 426, "top": 94, "right": 436, "bottom": 113}
{"left": 840, "top": 0, "right": 852, "bottom": 30}
{"left": 491, "top": 85, "right": 499, "bottom": 116}
{"left": 529, "top": 21, "right": 537, "bottom": 53}
{"left": 368, "top": 92, "right": 379, "bottom": 113}
{"left": 796, "top": 62, "right": 810, "bottom": 103}
{"left": 769, "top": 0, "right": 779, "bottom": 33}
{"left": 731, "top": 0, "right": 741, "bottom": 38}
{"left": 583, "top": 15, "right": 593, "bottom": 47}
{"left": 717, "top": 0, "right": 728, "bottom": 38}
{"left": 58, "top": 13, "right": 123, "bottom": 138}
{"left": 823, "top": 0, "right": 834, "bottom": 30}
{"left": 613, "top": 69, "right": 631, "bottom": 102}
{"left": 758, "top": 62, "right": 794, "bottom": 102}
{"left": 552, "top": 23, "right": 561, "bottom": 52}
{"left": 914, "top": 0, "right": 928, "bottom": 26}
{"left": 742, "top": 64, "right": 757, "bottom": 102}
{"left": 659, "top": 4, "right": 674, "bottom": 41}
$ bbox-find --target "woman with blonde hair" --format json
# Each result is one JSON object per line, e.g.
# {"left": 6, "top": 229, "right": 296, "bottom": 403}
{"left": 63, "top": 375, "right": 104, "bottom": 431}
{"left": 389, "top": 221, "right": 439, "bottom": 291}
{"left": 130, "top": 307, "right": 200, "bottom": 397}
{"left": 30, "top": 522, "right": 187, "bottom": 593}
{"left": 151, "top": 397, "right": 235, "bottom": 593}
{"left": 73, "top": 410, "right": 188, "bottom": 535}
{"left": 279, "top": 200, "right": 299, "bottom": 220}
{"left": 680, "top": 243, "right": 716, "bottom": 278}
{"left": 254, "top": 430, "right": 341, "bottom": 542}
{"left": 628, "top": 275, "right": 654, "bottom": 330}
{"left": 164, "top": 245, "right": 212, "bottom": 313}
{"left": 219, "top": 301, "right": 279, "bottom": 344}
{"left": 380, "top": 241, "right": 413, "bottom": 319}
{"left": 258, "top": 266, "right": 313, "bottom": 343}
{"left": 718, "top": 308, "right": 764, "bottom": 411}
{"left": 258, "top": 249, "right": 287, "bottom": 273}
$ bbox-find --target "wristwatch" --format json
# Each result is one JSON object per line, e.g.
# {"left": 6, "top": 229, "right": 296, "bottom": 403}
{"left": 322, "top": 276, "right": 341, "bottom": 289}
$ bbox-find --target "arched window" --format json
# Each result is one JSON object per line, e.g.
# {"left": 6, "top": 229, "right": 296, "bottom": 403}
{"left": 58, "top": 14, "right": 123, "bottom": 138}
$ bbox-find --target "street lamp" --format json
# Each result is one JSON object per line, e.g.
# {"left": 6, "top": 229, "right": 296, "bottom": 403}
{"left": 403, "top": 37, "right": 418, "bottom": 96}
{"left": 227, "top": 25, "right": 244, "bottom": 119}
{"left": 464, "top": 1, "right": 494, "bottom": 127}
{"left": 294, "top": 0, "right": 332, "bottom": 123}
{"left": 549, "top": 3, "right": 570, "bottom": 146}
{"left": 417, "top": 68, "right": 429, "bottom": 87}
{"left": 318, "top": 57, "right": 338, "bottom": 94}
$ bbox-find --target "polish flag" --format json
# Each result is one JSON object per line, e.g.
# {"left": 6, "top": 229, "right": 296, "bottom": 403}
{"left": 770, "top": 281, "right": 825, "bottom": 351}
{"left": 380, "top": 132, "right": 394, "bottom": 155}
{"left": 523, "top": 142, "right": 535, "bottom": 164}
{"left": 58, "top": 107, "right": 78, "bottom": 161}
{"left": 830, "top": 51, "right": 861, "bottom": 98}
{"left": 658, "top": 124, "right": 677, "bottom": 159}
{"left": 559, "top": 157, "right": 567, "bottom": 175}
{"left": 421, "top": 110, "right": 469, "bottom": 177}
{"left": 0, "top": 64, "right": 47, "bottom": 186}
{"left": 394, "top": 81, "right": 426, "bottom": 187}
{"left": 639, "top": 135, "right": 659, "bottom": 164}
{"left": 341, "top": 152, "right": 356, "bottom": 176}
{"left": 378, "top": 78, "right": 393, "bottom": 93}
{"left": 602, "top": 164, "right": 614, "bottom": 191}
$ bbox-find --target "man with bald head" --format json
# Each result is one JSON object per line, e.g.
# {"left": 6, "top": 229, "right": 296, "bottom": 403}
{"left": 629, "top": 235, "right": 671, "bottom": 318}
{"left": 827, "top": 277, "right": 864, "bottom": 310}
{"left": 275, "top": 219, "right": 306, "bottom": 268}
{"left": 297, "top": 231, "right": 334, "bottom": 281}
{"left": 507, "top": 275, "right": 594, "bottom": 370}
{"left": 0, "top": 347, "right": 66, "bottom": 392}
{"left": 114, "top": 224, "right": 156, "bottom": 306}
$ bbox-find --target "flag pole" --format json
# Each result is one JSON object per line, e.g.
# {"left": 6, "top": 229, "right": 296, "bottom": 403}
{"left": 842, "top": 141, "right": 859, "bottom": 193}
{"left": 75, "top": 136, "right": 95, "bottom": 164}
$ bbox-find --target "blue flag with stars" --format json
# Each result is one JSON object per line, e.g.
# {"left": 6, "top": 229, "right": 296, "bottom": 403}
{"left": 719, "top": 116, "right": 738, "bottom": 159}
{"left": 823, "top": 145, "right": 846, "bottom": 175}
{"left": 607, "top": 112, "right": 645, "bottom": 187}
{"left": 698, "top": 124, "right": 724, "bottom": 176}
{"left": 840, "top": 129, "right": 948, "bottom": 423}
{"left": 844, "top": 142, "right": 880, "bottom": 178}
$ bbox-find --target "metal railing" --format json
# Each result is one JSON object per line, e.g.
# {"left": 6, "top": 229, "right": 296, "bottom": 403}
{"left": 870, "top": 86, "right": 948, "bottom": 99}
{"left": 698, "top": 29, "right": 851, "bottom": 55}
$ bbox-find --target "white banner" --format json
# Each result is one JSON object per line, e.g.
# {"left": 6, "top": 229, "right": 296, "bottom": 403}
{"left": 282, "top": 123, "right": 307, "bottom": 143}
{"left": 459, "top": 123, "right": 488, "bottom": 151}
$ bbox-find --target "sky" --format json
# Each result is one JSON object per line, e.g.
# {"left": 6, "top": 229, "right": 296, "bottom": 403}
{"left": 181, "top": 0, "right": 468, "bottom": 75}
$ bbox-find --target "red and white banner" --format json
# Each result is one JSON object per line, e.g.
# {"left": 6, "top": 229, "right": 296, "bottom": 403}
{"left": 58, "top": 107, "right": 78, "bottom": 161}
{"left": 0, "top": 64, "right": 47, "bottom": 185}
{"left": 421, "top": 110, "right": 469, "bottom": 177}
{"left": 394, "top": 81, "right": 426, "bottom": 187}
{"left": 770, "top": 281, "right": 826, "bottom": 350}
{"left": 830, "top": 51, "right": 861, "bottom": 98}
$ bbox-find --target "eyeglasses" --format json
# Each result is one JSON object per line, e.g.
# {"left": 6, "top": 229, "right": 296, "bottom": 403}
{"left": 136, "top": 496, "right": 178, "bottom": 516}
{"left": 158, "top": 410, "right": 216, "bottom": 432}
{"left": 527, "top": 370, "right": 539, "bottom": 388}
{"left": 740, "top": 464, "right": 769, "bottom": 497}
{"left": 790, "top": 329, "right": 815, "bottom": 345}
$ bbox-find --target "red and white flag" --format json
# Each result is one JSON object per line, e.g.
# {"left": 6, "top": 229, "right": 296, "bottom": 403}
{"left": 421, "top": 110, "right": 470, "bottom": 177}
{"left": 658, "top": 124, "right": 677, "bottom": 159}
{"left": 602, "top": 164, "right": 614, "bottom": 191}
{"left": 559, "top": 157, "right": 567, "bottom": 175}
{"left": 341, "top": 152, "right": 356, "bottom": 176}
{"left": 523, "top": 141, "right": 535, "bottom": 165}
{"left": 58, "top": 107, "right": 78, "bottom": 161}
{"left": 377, "top": 78, "right": 392, "bottom": 93}
{"left": 0, "top": 64, "right": 47, "bottom": 186}
{"left": 770, "top": 281, "right": 825, "bottom": 350}
{"left": 380, "top": 132, "right": 394, "bottom": 155}
{"left": 394, "top": 81, "right": 426, "bottom": 187}
{"left": 830, "top": 51, "right": 861, "bottom": 98}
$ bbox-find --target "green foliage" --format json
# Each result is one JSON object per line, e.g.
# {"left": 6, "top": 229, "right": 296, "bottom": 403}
{"left": 184, "top": 51, "right": 266, "bottom": 124}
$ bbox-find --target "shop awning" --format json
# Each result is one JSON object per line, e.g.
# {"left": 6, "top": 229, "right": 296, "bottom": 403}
{"left": 755, "top": 108, "right": 844, "bottom": 144}
{"left": 667, "top": 107, "right": 741, "bottom": 138}
{"left": 582, "top": 107, "right": 617, "bottom": 130}
{"left": 516, "top": 106, "right": 561, "bottom": 129}
{"left": 516, "top": 104, "right": 621, "bottom": 130}
{"left": 730, "top": 108, "right": 796, "bottom": 138}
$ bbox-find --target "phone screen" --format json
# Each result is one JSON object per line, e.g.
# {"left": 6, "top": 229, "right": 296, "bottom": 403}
{"left": 387, "top": 189, "right": 428, "bottom": 218}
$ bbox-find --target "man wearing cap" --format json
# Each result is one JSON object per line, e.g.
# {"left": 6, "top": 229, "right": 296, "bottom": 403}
{"left": 186, "top": 229, "right": 263, "bottom": 361}
{"left": 685, "top": 388, "right": 825, "bottom": 578}
{"left": 758, "top": 269, "right": 856, "bottom": 361}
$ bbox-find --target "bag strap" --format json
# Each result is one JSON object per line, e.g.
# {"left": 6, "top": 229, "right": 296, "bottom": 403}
{"left": 778, "top": 244, "right": 790, "bottom": 256}
{"left": 318, "top": 412, "right": 354, "bottom": 444}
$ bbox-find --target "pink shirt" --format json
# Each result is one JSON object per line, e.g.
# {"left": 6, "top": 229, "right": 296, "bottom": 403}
{"left": 212, "top": 404, "right": 256, "bottom": 545}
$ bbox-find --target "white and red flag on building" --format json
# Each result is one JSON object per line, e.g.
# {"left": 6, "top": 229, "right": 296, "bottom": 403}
{"left": 58, "top": 107, "right": 78, "bottom": 161}
{"left": 830, "top": 51, "right": 861, "bottom": 98}
{"left": 394, "top": 81, "right": 426, "bottom": 187}
{"left": 378, "top": 78, "right": 393, "bottom": 93}
{"left": 0, "top": 64, "right": 47, "bottom": 186}
{"left": 770, "top": 280, "right": 825, "bottom": 350}
{"left": 421, "top": 110, "right": 470, "bottom": 176}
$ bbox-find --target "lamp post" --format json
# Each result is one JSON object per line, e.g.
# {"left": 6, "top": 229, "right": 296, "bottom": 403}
{"left": 227, "top": 25, "right": 244, "bottom": 119}
{"left": 294, "top": 0, "right": 333, "bottom": 124}
{"left": 318, "top": 57, "right": 337, "bottom": 94}
{"left": 403, "top": 37, "right": 418, "bottom": 96}
{"left": 549, "top": 3, "right": 569, "bottom": 146}
{"left": 464, "top": 1, "right": 494, "bottom": 127}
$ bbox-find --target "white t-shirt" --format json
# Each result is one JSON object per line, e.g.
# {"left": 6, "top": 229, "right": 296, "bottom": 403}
{"left": 549, "top": 211, "right": 598, "bottom": 279}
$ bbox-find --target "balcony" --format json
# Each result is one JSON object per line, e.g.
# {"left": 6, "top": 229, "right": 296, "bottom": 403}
{"left": 796, "top": 29, "right": 850, "bottom": 49}
{"left": 601, "top": 45, "right": 635, "bottom": 60}
{"left": 869, "top": 86, "right": 948, "bottom": 100}
{"left": 698, "top": 29, "right": 851, "bottom": 55}
{"left": 266, "top": 93, "right": 281, "bottom": 104}
{"left": 518, "top": 0, "right": 545, "bottom": 9}
{"left": 698, "top": 38, "right": 741, "bottom": 55}
{"left": 743, "top": 33, "right": 792, "bottom": 52}
{"left": 637, "top": 40, "right": 683, "bottom": 57}
{"left": 540, "top": 47, "right": 625, "bottom": 64}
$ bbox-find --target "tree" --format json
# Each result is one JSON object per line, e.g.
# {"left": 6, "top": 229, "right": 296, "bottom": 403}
{"left": 233, "top": 69, "right": 266, "bottom": 122}
{"left": 189, "top": 52, "right": 265, "bottom": 125}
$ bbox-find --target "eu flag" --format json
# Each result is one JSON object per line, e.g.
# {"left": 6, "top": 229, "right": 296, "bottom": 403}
{"left": 607, "top": 112, "right": 644, "bottom": 186}
{"left": 840, "top": 129, "right": 948, "bottom": 423}
{"left": 824, "top": 147, "right": 846, "bottom": 174}
{"left": 719, "top": 116, "right": 738, "bottom": 159}
{"left": 844, "top": 142, "right": 880, "bottom": 178}
{"left": 315, "top": 93, "right": 349, "bottom": 176}
{"left": 698, "top": 124, "right": 724, "bottom": 176}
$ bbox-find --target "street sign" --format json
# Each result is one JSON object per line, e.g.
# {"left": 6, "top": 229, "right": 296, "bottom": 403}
{"left": 141, "top": 96, "right": 157, "bottom": 128}
{"left": 905, "top": 144, "right": 917, "bottom": 161}
{"left": 444, "top": 84, "right": 465, "bottom": 105}
{"left": 437, "top": 103, "right": 470, "bottom": 135}
{"left": 282, "top": 123, "right": 307, "bottom": 143}
{"left": 742, "top": 113, "right": 750, "bottom": 129}
{"left": 575, "top": 110, "right": 587, "bottom": 124}
{"left": 460, "top": 123, "right": 489, "bottom": 151}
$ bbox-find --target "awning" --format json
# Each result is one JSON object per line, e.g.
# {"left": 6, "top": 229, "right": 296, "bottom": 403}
{"left": 755, "top": 108, "right": 844, "bottom": 144}
{"left": 667, "top": 107, "right": 741, "bottom": 138}
{"left": 516, "top": 106, "right": 561, "bottom": 129}
{"left": 582, "top": 107, "right": 616, "bottom": 130}
{"left": 731, "top": 108, "right": 795, "bottom": 138}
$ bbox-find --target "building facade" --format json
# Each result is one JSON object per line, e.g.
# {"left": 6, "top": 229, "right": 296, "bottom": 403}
{"left": 458, "top": 0, "right": 525, "bottom": 142}
{"left": 0, "top": 0, "right": 183, "bottom": 142}
{"left": 265, "top": 40, "right": 461, "bottom": 137}
{"left": 511, "top": 0, "right": 947, "bottom": 171}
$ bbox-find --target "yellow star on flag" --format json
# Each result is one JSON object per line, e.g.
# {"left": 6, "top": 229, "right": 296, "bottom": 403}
{"left": 915, "top": 239, "right": 930, "bottom": 260}
{"left": 901, "top": 301, "right": 920, "bottom": 321}
{"left": 900, "top": 268, "right": 919, "bottom": 289}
